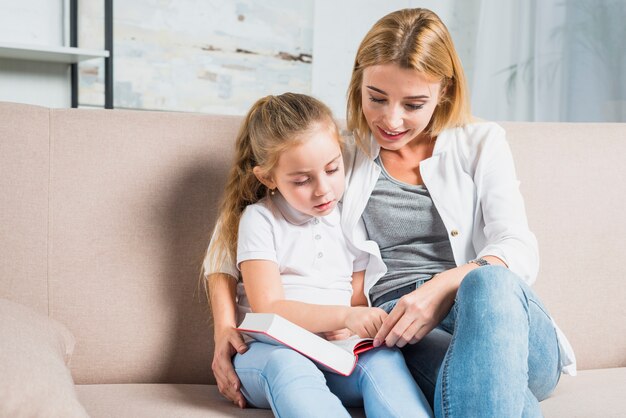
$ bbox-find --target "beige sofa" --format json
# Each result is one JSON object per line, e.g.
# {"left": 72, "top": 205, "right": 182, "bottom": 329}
{"left": 1, "top": 101, "right": 624, "bottom": 417}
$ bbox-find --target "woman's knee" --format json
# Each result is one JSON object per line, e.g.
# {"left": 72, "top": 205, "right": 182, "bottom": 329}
{"left": 457, "top": 266, "right": 527, "bottom": 319}
{"left": 459, "top": 265, "right": 522, "bottom": 300}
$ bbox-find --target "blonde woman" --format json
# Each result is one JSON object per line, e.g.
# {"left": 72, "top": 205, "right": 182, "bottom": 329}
{"left": 206, "top": 8, "right": 575, "bottom": 417}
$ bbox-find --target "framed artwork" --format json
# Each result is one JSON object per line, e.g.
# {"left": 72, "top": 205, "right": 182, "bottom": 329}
{"left": 79, "top": 0, "right": 313, "bottom": 114}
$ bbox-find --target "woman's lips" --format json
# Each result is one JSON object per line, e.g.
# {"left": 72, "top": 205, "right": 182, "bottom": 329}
{"left": 377, "top": 126, "right": 408, "bottom": 141}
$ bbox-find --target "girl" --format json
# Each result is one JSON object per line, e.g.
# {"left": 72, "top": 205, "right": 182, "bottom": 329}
{"left": 206, "top": 92, "right": 432, "bottom": 417}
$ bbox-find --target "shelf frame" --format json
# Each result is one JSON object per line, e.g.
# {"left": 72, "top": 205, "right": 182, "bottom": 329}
{"left": 0, "top": 1, "right": 113, "bottom": 109}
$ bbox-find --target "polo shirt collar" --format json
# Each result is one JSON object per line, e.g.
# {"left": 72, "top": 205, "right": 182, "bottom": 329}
{"left": 270, "top": 192, "right": 340, "bottom": 226}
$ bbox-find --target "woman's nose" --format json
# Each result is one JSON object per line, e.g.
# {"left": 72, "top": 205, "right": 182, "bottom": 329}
{"left": 383, "top": 105, "right": 403, "bottom": 129}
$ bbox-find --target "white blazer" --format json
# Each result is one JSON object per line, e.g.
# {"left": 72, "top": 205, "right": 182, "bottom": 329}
{"left": 340, "top": 122, "right": 576, "bottom": 375}
{"left": 342, "top": 122, "right": 539, "bottom": 299}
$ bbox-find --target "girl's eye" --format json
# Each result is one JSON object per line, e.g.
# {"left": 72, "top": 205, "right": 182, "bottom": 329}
{"left": 293, "top": 179, "right": 310, "bottom": 186}
{"left": 406, "top": 103, "right": 425, "bottom": 110}
{"left": 326, "top": 167, "right": 340, "bottom": 175}
{"left": 369, "top": 96, "right": 386, "bottom": 104}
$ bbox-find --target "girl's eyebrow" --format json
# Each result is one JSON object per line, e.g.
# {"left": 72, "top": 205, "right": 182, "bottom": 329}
{"left": 286, "top": 154, "right": 341, "bottom": 176}
{"left": 366, "top": 85, "right": 429, "bottom": 100}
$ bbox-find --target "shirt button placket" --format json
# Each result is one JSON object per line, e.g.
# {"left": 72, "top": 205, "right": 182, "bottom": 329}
{"left": 312, "top": 218, "right": 323, "bottom": 264}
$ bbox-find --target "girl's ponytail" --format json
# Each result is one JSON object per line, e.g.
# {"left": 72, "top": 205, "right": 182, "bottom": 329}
{"left": 206, "top": 99, "right": 269, "bottom": 274}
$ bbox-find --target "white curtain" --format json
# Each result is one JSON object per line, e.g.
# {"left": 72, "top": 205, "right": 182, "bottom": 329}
{"left": 469, "top": 0, "right": 625, "bottom": 122}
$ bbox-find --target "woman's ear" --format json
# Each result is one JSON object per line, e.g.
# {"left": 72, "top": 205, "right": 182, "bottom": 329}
{"left": 253, "top": 166, "right": 277, "bottom": 190}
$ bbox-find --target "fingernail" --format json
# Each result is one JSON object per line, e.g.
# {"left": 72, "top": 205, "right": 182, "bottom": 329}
{"left": 373, "top": 338, "right": 381, "bottom": 347}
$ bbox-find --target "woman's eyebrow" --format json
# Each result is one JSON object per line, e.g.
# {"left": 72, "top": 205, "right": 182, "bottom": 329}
{"left": 366, "top": 85, "right": 429, "bottom": 100}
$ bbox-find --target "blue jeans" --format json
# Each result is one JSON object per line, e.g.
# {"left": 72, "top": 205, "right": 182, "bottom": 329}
{"left": 234, "top": 340, "right": 433, "bottom": 418}
{"left": 377, "top": 266, "right": 561, "bottom": 418}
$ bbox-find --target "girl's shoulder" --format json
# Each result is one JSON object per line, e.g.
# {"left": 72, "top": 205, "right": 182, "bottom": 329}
{"left": 240, "top": 197, "right": 276, "bottom": 224}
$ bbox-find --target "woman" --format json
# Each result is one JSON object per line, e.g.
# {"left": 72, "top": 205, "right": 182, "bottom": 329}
{"left": 205, "top": 8, "right": 575, "bottom": 417}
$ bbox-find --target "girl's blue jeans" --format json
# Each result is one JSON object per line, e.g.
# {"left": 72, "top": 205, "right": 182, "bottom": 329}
{"left": 377, "top": 265, "right": 561, "bottom": 418}
{"left": 234, "top": 340, "right": 433, "bottom": 417}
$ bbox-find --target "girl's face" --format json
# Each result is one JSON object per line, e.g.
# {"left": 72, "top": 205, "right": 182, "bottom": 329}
{"left": 361, "top": 63, "right": 443, "bottom": 150}
{"left": 267, "top": 123, "right": 345, "bottom": 218}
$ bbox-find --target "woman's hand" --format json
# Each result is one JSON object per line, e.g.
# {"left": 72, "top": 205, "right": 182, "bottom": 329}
{"left": 345, "top": 306, "right": 388, "bottom": 338}
{"left": 212, "top": 326, "right": 249, "bottom": 408}
{"left": 373, "top": 271, "right": 459, "bottom": 348}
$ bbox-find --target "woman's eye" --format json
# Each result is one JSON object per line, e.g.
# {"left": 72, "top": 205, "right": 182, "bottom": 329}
{"left": 326, "top": 168, "right": 339, "bottom": 175}
{"left": 369, "top": 96, "right": 386, "bottom": 104}
{"left": 293, "top": 179, "right": 310, "bottom": 186}
{"left": 406, "top": 103, "right": 425, "bottom": 110}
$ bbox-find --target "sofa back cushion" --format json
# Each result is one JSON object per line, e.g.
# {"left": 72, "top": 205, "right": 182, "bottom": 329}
{"left": 0, "top": 103, "right": 50, "bottom": 315}
{"left": 504, "top": 121, "right": 626, "bottom": 371}
{"left": 45, "top": 108, "right": 244, "bottom": 384}
{"left": 1, "top": 102, "right": 625, "bottom": 384}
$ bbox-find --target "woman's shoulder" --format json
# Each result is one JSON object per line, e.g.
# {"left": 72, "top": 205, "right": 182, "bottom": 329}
{"left": 439, "top": 120, "right": 507, "bottom": 153}
{"left": 446, "top": 120, "right": 505, "bottom": 142}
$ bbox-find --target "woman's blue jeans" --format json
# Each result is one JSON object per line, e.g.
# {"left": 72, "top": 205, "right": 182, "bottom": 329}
{"left": 378, "top": 265, "right": 561, "bottom": 418}
{"left": 234, "top": 341, "right": 433, "bottom": 417}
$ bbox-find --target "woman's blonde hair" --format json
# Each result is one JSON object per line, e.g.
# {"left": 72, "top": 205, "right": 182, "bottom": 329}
{"left": 205, "top": 93, "right": 339, "bottom": 276}
{"left": 347, "top": 8, "right": 471, "bottom": 148}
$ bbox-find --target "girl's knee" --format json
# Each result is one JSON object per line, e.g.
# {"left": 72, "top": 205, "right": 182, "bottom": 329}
{"left": 357, "top": 347, "right": 406, "bottom": 371}
{"left": 264, "top": 347, "right": 322, "bottom": 379}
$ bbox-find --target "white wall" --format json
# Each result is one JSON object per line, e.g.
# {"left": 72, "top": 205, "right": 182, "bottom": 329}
{"left": 0, "top": 0, "right": 71, "bottom": 107}
{"left": 311, "top": 0, "right": 480, "bottom": 118}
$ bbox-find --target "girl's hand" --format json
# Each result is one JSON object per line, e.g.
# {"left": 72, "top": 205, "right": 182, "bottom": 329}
{"left": 345, "top": 306, "right": 388, "bottom": 338}
{"left": 323, "top": 327, "right": 355, "bottom": 341}
{"left": 374, "top": 272, "right": 457, "bottom": 348}
{"left": 212, "top": 326, "right": 249, "bottom": 408}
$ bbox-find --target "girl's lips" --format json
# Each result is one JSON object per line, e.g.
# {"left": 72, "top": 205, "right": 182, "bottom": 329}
{"left": 314, "top": 200, "right": 335, "bottom": 211}
{"left": 377, "top": 126, "right": 408, "bottom": 141}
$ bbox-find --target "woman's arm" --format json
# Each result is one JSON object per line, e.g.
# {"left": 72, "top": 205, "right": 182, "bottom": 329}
{"left": 207, "top": 272, "right": 248, "bottom": 408}
{"left": 373, "top": 256, "right": 505, "bottom": 347}
{"left": 241, "top": 261, "right": 385, "bottom": 337}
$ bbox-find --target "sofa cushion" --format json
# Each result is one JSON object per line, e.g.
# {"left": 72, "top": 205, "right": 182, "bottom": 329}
{"left": 76, "top": 383, "right": 366, "bottom": 417}
{"left": 540, "top": 368, "right": 626, "bottom": 418}
{"left": 0, "top": 298, "right": 88, "bottom": 417}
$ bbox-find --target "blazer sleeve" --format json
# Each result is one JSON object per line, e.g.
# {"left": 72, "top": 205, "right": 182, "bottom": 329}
{"left": 471, "top": 124, "right": 539, "bottom": 284}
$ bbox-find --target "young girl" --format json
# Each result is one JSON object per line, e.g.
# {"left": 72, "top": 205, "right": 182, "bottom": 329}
{"left": 206, "top": 93, "right": 432, "bottom": 417}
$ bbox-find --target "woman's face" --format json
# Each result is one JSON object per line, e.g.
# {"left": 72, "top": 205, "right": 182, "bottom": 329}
{"left": 361, "top": 63, "right": 442, "bottom": 150}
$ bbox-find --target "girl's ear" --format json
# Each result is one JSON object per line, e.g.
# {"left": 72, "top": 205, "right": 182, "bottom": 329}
{"left": 253, "top": 166, "right": 277, "bottom": 190}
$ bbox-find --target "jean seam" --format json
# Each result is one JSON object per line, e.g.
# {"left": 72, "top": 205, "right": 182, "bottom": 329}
{"left": 235, "top": 367, "right": 283, "bottom": 418}
{"left": 440, "top": 303, "right": 458, "bottom": 418}
{"left": 354, "top": 361, "right": 399, "bottom": 418}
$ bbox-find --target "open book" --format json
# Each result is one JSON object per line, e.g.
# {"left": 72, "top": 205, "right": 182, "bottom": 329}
{"left": 236, "top": 313, "right": 376, "bottom": 376}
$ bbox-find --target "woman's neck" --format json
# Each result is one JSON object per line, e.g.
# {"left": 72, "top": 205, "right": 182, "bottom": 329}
{"left": 378, "top": 134, "right": 436, "bottom": 185}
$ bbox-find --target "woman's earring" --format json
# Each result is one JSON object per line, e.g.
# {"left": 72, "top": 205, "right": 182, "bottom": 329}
{"left": 270, "top": 188, "right": 276, "bottom": 196}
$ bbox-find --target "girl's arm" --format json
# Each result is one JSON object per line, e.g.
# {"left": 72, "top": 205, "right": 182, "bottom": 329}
{"left": 241, "top": 260, "right": 385, "bottom": 337}
{"left": 326, "top": 270, "right": 368, "bottom": 340}
{"left": 350, "top": 270, "right": 368, "bottom": 306}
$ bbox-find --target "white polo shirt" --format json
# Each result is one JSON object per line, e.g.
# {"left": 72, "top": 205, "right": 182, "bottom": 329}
{"left": 235, "top": 193, "right": 369, "bottom": 320}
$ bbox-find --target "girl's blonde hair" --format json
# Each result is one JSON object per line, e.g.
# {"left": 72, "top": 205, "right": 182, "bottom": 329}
{"left": 205, "top": 93, "right": 339, "bottom": 276}
{"left": 347, "top": 8, "right": 471, "bottom": 149}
